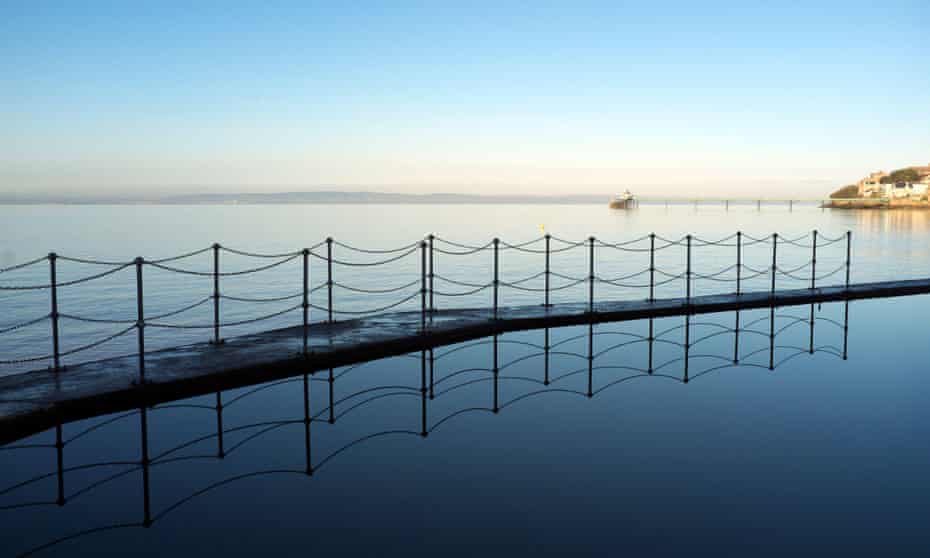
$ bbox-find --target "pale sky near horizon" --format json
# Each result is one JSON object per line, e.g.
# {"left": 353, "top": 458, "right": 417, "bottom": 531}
{"left": 2, "top": 0, "right": 928, "bottom": 198}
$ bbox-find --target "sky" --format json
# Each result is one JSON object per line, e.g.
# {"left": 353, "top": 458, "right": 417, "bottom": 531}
{"left": 2, "top": 0, "right": 928, "bottom": 198}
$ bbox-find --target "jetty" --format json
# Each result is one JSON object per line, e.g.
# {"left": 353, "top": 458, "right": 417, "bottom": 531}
{"left": 4, "top": 228, "right": 930, "bottom": 441}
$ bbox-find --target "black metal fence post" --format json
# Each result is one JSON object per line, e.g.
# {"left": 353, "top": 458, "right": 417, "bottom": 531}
{"left": 420, "top": 240, "right": 427, "bottom": 332}
{"left": 543, "top": 233, "right": 552, "bottom": 307}
{"left": 544, "top": 234, "right": 551, "bottom": 307}
{"left": 427, "top": 234, "right": 435, "bottom": 316}
{"left": 736, "top": 231, "right": 742, "bottom": 296}
{"left": 302, "top": 248, "right": 309, "bottom": 355}
{"left": 492, "top": 238, "right": 499, "bottom": 320}
{"left": 588, "top": 236, "right": 595, "bottom": 313}
{"left": 810, "top": 230, "right": 818, "bottom": 290}
{"left": 326, "top": 237, "right": 333, "bottom": 323}
{"left": 211, "top": 243, "right": 222, "bottom": 345}
{"left": 135, "top": 257, "right": 145, "bottom": 383}
{"left": 770, "top": 233, "right": 778, "bottom": 298}
{"left": 648, "top": 233, "right": 655, "bottom": 302}
{"left": 48, "top": 252, "right": 61, "bottom": 371}
{"left": 685, "top": 234, "right": 692, "bottom": 303}
{"left": 845, "top": 231, "right": 852, "bottom": 288}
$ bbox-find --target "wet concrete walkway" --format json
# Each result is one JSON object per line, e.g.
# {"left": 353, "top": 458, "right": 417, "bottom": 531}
{"left": 3, "top": 278, "right": 930, "bottom": 442}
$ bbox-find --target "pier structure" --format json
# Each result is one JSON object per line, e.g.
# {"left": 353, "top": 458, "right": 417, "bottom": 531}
{"left": 636, "top": 198, "right": 837, "bottom": 211}
{"left": 4, "top": 228, "right": 928, "bottom": 439}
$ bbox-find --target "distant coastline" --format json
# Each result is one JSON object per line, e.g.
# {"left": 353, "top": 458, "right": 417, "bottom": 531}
{"left": 826, "top": 163, "right": 930, "bottom": 209}
{"left": 0, "top": 191, "right": 615, "bottom": 205}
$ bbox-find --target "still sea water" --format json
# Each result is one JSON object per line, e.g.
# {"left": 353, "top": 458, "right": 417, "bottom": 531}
{"left": 2, "top": 203, "right": 930, "bottom": 555}
{"left": 1, "top": 202, "right": 929, "bottom": 374}
{"left": 3, "top": 297, "right": 930, "bottom": 556}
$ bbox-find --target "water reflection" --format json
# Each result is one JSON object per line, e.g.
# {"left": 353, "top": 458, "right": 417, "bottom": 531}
{"left": 1, "top": 302, "right": 849, "bottom": 556}
{"left": 853, "top": 207, "right": 930, "bottom": 235}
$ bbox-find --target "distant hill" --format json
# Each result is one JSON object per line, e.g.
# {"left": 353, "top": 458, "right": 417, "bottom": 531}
{"left": 0, "top": 190, "right": 608, "bottom": 205}
{"left": 830, "top": 185, "right": 858, "bottom": 199}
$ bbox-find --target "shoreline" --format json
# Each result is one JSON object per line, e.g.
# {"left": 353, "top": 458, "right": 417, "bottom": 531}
{"left": 823, "top": 199, "right": 930, "bottom": 210}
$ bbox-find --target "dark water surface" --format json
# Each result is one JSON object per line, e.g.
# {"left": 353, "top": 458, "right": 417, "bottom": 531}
{"left": 2, "top": 295, "right": 929, "bottom": 556}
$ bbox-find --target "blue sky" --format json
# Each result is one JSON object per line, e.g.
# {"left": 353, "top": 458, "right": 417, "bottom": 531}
{"left": 2, "top": 0, "right": 928, "bottom": 197}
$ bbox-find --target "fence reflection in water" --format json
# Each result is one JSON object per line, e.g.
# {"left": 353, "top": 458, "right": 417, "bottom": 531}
{"left": 0, "top": 301, "right": 850, "bottom": 556}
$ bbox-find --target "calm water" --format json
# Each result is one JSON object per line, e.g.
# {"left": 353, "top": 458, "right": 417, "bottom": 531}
{"left": 3, "top": 296, "right": 930, "bottom": 556}
{"left": 1, "top": 203, "right": 929, "bottom": 374}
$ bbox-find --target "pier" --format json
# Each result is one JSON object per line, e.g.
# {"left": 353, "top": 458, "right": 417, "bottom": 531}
{"left": 3, "top": 229, "right": 930, "bottom": 439}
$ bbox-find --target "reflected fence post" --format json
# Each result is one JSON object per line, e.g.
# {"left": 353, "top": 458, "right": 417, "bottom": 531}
{"left": 587, "top": 323, "right": 593, "bottom": 397}
{"left": 492, "top": 333, "right": 499, "bottom": 413}
{"left": 303, "top": 372, "right": 313, "bottom": 475}
{"left": 543, "top": 327, "right": 550, "bottom": 385}
{"left": 215, "top": 392, "right": 225, "bottom": 458}
{"left": 135, "top": 257, "right": 145, "bottom": 384}
{"left": 428, "top": 348, "right": 435, "bottom": 400}
{"left": 140, "top": 407, "right": 152, "bottom": 528}
{"left": 843, "top": 301, "right": 849, "bottom": 360}
{"left": 327, "top": 367, "right": 335, "bottom": 424}
{"left": 55, "top": 423, "right": 65, "bottom": 506}
{"left": 647, "top": 318, "right": 654, "bottom": 374}
{"left": 420, "top": 350, "right": 428, "bottom": 437}
{"left": 769, "top": 303, "right": 776, "bottom": 370}
{"left": 733, "top": 310, "right": 740, "bottom": 364}
{"left": 48, "top": 252, "right": 61, "bottom": 372}
{"left": 683, "top": 314, "right": 690, "bottom": 383}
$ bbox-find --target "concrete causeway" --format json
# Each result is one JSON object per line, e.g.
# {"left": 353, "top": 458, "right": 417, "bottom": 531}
{"left": 2, "top": 278, "right": 929, "bottom": 443}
